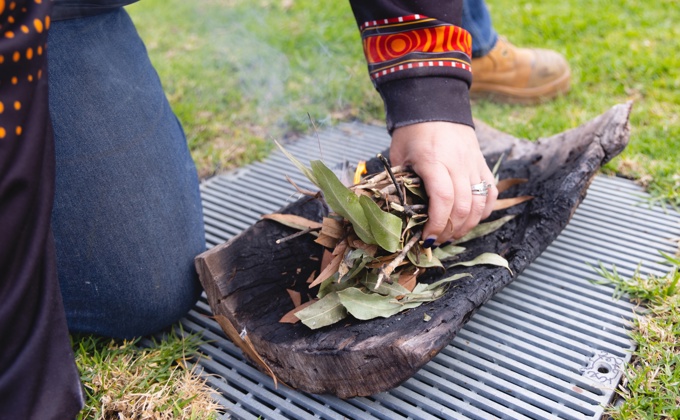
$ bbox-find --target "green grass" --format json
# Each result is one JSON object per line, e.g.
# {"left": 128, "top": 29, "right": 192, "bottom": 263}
{"left": 127, "top": 0, "right": 680, "bottom": 205}
{"left": 592, "top": 254, "right": 680, "bottom": 419}
{"left": 72, "top": 330, "right": 222, "bottom": 419}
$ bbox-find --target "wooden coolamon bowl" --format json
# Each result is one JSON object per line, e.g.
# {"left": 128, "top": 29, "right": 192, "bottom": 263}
{"left": 196, "top": 103, "right": 632, "bottom": 398}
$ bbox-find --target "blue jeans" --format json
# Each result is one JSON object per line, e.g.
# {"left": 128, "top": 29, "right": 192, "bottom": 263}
{"left": 47, "top": 9, "right": 205, "bottom": 338}
{"left": 463, "top": 0, "right": 498, "bottom": 58}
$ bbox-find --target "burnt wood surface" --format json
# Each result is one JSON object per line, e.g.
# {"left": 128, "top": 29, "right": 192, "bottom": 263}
{"left": 195, "top": 102, "right": 632, "bottom": 398}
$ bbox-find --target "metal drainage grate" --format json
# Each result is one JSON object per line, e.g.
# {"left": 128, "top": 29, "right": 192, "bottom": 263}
{"left": 183, "top": 122, "right": 680, "bottom": 419}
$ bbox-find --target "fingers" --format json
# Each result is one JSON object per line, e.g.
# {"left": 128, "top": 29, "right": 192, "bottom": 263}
{"left": 455, "top": 180, "right": 497, "bottom": 239}
{"left": 390, "top": 121, "right": 499, "bottom": 247}
{"left": 411, "top": 161, "right": 455, "bottom": 246}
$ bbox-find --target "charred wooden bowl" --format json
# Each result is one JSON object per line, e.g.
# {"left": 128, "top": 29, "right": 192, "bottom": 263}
{"left": 195, "top": 103, "right": 632, "bottom": 398}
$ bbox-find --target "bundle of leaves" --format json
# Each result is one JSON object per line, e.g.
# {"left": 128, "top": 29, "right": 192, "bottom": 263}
{"left": 267, "top": 144, "right": 530, "bottom": 330}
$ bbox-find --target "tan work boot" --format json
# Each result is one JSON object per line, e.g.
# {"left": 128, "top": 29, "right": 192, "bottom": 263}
{"left": 470, "top": 37, "right": 571, "bottom": 104}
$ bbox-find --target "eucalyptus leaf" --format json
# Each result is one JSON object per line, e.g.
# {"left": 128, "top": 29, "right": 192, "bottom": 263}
{"left": 359, "top": 195, "right": 403, "bottom": 253}
{"left": 405, "top": 184, "right": 426, "bottom": 199}
{"left": 274, "top": 140, "right": 318, "bottom": 187}
{"left": 337, "top": 287, "right": 422, "bottom": 320}
{"left": 424, "top": 273, "right": 472, "bottom": 291}
{"left": 447, "top": 252, "right": 512, "bottom": 273}
{"left": 295, "top": 291, "right": 348, "bottom": 329}
{"left": 340, "top": 249, "right": 374, "bottom": 282}
{"left": 310, "top": 160, "right": 376, "bottom": 245}
{"left": 453, "top": 215, "right": 516, "bottom": 245}
{"left": 404, "top": 216, "right": 427, "bottom": 235}
{"left": 433, "top": 245, "right": 466, "bottom": 260}
{"left": 491, "top": 153, "right": 505, "bottom": 179}
{"left": 261, "top": 213, "right": 322, "bottom": 233}
{"left": 362, "top": 272, "right": 411, "bottom": 297}
{"left": 407, "top": 249, "right": 443, "bottom": 268}
{"left": 411, "top": 283, "right": 429, "bottom": 294}
{"left": 397, "top": 288, "right": 446, "bottom": 303}
{"left": 317, "top": 273, "right": 340, "bottom": 299}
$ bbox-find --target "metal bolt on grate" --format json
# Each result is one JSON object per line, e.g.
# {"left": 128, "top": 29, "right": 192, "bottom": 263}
{"left": 183, "top": 122, "right": 680, "bottom": 419}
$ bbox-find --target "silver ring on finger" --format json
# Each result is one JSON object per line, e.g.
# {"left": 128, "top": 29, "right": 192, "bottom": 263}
{"left": 471, "top": 181, "right": 490, "bottom": 196}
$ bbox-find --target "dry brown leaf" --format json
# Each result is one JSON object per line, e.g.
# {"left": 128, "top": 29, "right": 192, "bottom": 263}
{"left": 279, "top": 299, "right": 318, "bottom": 323}
{"left": 493, "top": 196, "right": 534, "bottom": 211}
{"left": 286, "top": 289, "right": 302, "bottom": 308}
{"left": 397, "top": 268, "right": 419, "bottom": 292}
{"left": 318, "top": 250, "right": 333, "bottom": 277}
{"left": 496, "top": 178, "right": 528, "bottom": 193}
{"left": 304, "top": 270, "right": 317, "bottom": 285}
{"left": 309, "top": 240, "right": 348, "bottom": 288}
{"left": 262, "top": 213, "right": 322, "bottom": 230}
{"left": 314, "top": 232, "right": 338, "bottom": 249}
{"left": 320, "top": 217, "right": 344, "bottom": 239}
{"left": 214, "top": 314, "right": 279, "bottom": 387}
{"left": 351, "top": 238, "right": 379, "bottom": 257}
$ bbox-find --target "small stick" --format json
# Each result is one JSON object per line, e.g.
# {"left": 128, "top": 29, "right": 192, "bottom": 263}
{"left": 285, "top": 175, "right": 320, "bottom": 198}
{"left": 377, "top": 154, "right": 405, "bottom": 206}
{"left": 375, "top": 231, "right": 422, "bottom": 289}
{"left": 276, "top": 227, "right": 321, "bottom": 244}
{"left": 308, "top": 113, "right": 324, "bottom": 162}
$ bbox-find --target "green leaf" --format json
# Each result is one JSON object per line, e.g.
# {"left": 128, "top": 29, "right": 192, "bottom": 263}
{"left": 453, "top": 215, "right": 516, "bottom": 245}
{"left": 397, "top": 288, "right": 446, "bottom": 303}
{"left": 447, "top": 252, "right": 512, "bottom": 274}
{"left": 407, "top": 249, "right": 444, "bottom": 268}
{"left": 362, "top": 272, "right": 411, "bottom": 296}
{"left": 274, "top": 140, "right": 318, "bottom": 187}
{"left": 317, "top": 273, "right": 340, "bottom": 299}
{"left": 310, "top": 160, "right": 376, "bottom": 245}
{"left": 359, "top": 195, "right": 403, "bottom": 253}
{"left": 337, "top": 287, "right": 422, "bottom": 320}
{"left": 340, "top": 249, "right": 374, "bottom": 282}
{"left": 295, "top": 291, "right": 348, "bottom": 329}
{"left": 433, "top": 245, "right": 466, "bottom": 260}
{"left": 424, "top": 273, "right": 472, "bottom": 291}
{"left": 491, "top": 153, "right": 505, "bottom": 180}
{"left": 405, "top": 184, "right": 426, "bottom": 199}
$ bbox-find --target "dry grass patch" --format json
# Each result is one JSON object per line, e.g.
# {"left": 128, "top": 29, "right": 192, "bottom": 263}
{"left": 73, "top": 331, "right": 223, "bottom": 420}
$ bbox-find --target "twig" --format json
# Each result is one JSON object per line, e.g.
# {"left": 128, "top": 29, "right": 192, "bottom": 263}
{"left": 276, "top": 227, "right": 321, "bottom": 244}
{"left": 377, "top": 154, "right": 405, "bottom": 206}
{"left": 285, "top": 175, "right": 320, "bottom": 198}
{"left": 375, "top": 231, "right": 423, "bottom": 289}
{"left": 307, "top": 113, "right": 324, "bottom": 162}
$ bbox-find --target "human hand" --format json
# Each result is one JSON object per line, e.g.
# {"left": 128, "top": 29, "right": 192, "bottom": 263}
{"left": 390, "top": 121, "right": 498, "bottom": 247}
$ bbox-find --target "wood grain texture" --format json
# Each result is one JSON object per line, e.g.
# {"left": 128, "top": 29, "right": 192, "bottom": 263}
{"left": 196, "top": 102, "right": 632, "bottom": 398}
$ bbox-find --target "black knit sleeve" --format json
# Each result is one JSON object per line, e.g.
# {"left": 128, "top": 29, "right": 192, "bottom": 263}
{"left": 348, "top": 0, "right": 473, "bottom": 132}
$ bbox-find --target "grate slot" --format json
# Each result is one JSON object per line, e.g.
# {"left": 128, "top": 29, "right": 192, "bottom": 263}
{"left": 519, "top": 265, "right": 635, "bottom": 313}
{"left": 506, "top": 276, "right": 634, "bottom": 328}
{"left": 411, "top": 369, "right": 535, "bottom": 420}
{"left": 460, "top": 319, "right": 594, "bottom": 375}
{"left": 424, "top": 359, "right": 580, "bottom": 419}
{"left": 480, "top": 301, "right": 631, "bottom": 357}
{"left": 437, "top": 350, "right": 598, "bottom": 418}
{"left": 455, "top": 329, "right": 604, "bottom": 396}
{"left": 495, "top": 287, "right": 633, "bottom": 341}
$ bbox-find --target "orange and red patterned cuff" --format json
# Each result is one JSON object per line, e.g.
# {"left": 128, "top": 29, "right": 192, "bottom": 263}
{"left": 359, "top": 14, "right": 472, "bottom": 85}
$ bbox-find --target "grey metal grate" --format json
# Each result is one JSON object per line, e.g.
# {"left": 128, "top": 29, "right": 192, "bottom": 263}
{"left": 184, "top": 122, "right": 680, "bottom": 419}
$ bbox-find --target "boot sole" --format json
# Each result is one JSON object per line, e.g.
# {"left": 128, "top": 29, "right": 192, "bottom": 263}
{"left": 470, "top": 69, "right": 571, "bottom": 105}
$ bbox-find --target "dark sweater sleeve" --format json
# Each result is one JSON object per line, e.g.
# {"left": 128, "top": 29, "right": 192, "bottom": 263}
{"left": 0, "top": 1, "right": 84, "bottom": 419}
{"left": 348, "top": 1, "right": 473, "bottom": 132}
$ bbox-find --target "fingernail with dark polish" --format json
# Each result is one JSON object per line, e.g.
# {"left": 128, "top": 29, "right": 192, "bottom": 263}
{"left": 422, "top": 237, "right": 436, "bottom": 249}
{"left": 440, "top": 241, "right": 452, "bottom": 248}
